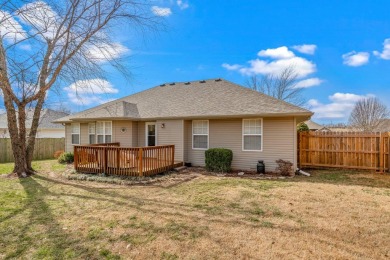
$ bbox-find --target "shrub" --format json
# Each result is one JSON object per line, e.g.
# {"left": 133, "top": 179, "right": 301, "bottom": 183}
{"left": 275, "top": 159, "right": 293, "bottom": 176}
{"left": 297, "top": 122, "right": 310, "bottom": 132}
{"left": 205, "top": 148, "right": 233, "bottom": 172}
{"left": 53, "top": 150, "right": 64, "bottom": 159}
{"left": 58, "top": 152, "right": 74, "bottom": 164}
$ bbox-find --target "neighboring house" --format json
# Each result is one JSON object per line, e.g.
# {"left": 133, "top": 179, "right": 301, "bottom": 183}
{"left": 304, "top": 120, "right": 324, "bottom": 131}
{"left": 54, "top": 79, "right": 313, "bottom": 171}
{"left": 375, "top": 119, "right": 390, "bottom": 132}
{"left": 0, "top": 109, "right": 69, "bottom": 138}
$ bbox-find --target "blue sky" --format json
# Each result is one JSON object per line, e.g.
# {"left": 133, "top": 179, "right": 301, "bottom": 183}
{"left": 3, "top": 0, "right": 390, "bottom": 124}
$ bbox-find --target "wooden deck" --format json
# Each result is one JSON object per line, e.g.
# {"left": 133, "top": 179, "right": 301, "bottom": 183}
{"left": 74, "top": 143, "right": 182, "bottom": 176}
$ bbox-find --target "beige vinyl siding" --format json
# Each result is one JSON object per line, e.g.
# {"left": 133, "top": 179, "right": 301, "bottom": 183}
{"left": 113, "top": 121, "right": 132, "bottom": 147}
{"left": 185, "top": 117, "right": 296, "bottom": 171}
{"left": 137, "top": 122, "right": 145, "bottom": 147}
{"left": 132, "top": 121, "right": 138, "bottom": 147}
{"left": 183, "top": 120, "right": 191, "bottom": 162}
{"left": 65, "top": 124, "right": 72, "bottom": 152}
{"left": 157, "top": 120, "right": 184, "bottom": 161}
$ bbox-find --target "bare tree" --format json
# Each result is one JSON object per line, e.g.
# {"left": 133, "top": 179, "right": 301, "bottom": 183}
{"left": 348, "top": 97, "right": 389, "bottom": 132}
{"left": 0, "top": 0, "right": 160, "bottom": 177}
{"left": 246, "top": 66, "right": 306, "bottom": 106}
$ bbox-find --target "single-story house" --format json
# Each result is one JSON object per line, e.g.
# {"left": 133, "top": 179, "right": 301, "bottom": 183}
{"left": 0, "top": 109, "right": 69, "bottom": 138}
{"left": 304, "top": 120, "right": 322, "bottom": 131}
{"left": 54, "top": 79, "right": 313, "bottom": 172}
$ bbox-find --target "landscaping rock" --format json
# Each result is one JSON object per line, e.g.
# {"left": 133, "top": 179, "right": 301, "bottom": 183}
{"left": 238, "top": 172, "right": 245, "bottom": 176}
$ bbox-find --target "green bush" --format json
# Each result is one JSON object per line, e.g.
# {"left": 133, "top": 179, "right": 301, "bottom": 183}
{"left": 58, "top": 152, "right": 74, "bottom": 164}
{"left": 205, "top": 148, "right": 233, "bottom": 172}
{"left": 297, "top": 122, "right": 310, "bottom": 132}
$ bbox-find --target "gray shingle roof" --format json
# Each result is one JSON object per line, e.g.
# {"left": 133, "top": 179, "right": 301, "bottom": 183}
{"left": 0, "top": 109, "right": 69, "bottom": 129}
{"left": 304, "top": 120, "right": 323, "bottom": 130}
{"left": 55, "top": 78, "right": 312, "bottom": 123}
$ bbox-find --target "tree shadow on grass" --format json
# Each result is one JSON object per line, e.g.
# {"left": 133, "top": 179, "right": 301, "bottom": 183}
{"left": 280, "top": 169, "right": 390, "bottom": 189}
{"left": 31, "top": 174, "right": 387, "bottom": 258}
{"left": 2, "top": 176, "right": 100, "bottom": 259}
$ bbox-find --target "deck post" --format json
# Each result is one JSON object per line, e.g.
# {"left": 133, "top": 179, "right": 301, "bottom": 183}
{"left": 139, "top": 148, "right": 143, "bottom": 176}
{"left": 117, "top": 148, "right": 120, "bottom": 171}
{"left": 104, "top": 147, "right": 108, "bottom": 174}
{"left": 74, "top": 146, "right": 78, "bottom": 171}
{"left": 171, "top": 145, "right": 175, "bottom": 169}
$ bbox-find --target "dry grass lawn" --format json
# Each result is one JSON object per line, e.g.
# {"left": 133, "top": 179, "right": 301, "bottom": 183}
{"left": 0, "top": 161, "right": 389, "bottom": 259}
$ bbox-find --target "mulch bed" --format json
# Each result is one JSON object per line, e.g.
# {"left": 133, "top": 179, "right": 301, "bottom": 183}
{"left": 183, "top": 167, "right": 294, "bottom": 179}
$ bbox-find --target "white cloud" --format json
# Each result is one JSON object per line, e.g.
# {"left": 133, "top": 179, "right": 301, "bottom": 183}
{"left": 342, "top": 51, "right": 370, "bottom": 66}
{"left": 0, "top": 10, "right": 27, "bottom": 42}
{"left": 64, "top": 79, "right": 118, "bottom": 105}
{"left": 18, "top": 1, "right": 59, "bottom": 40}
{"left": 222, "top": 63, "right": 242, "bottom": 70}
{"left": 294, "top": 78, "right": 323, "bottom": 88}
{"left": 177, "top": 0, "right": 189, "bottom": 9}
{"left": 292, "top": 44, "right": 317, "bottom": 55}
{"left": 373, "top": 38, "right": 390, "bottom": 60}
{"left": 151, "top": 6, "right": 172, "bottom": 16}
{"left": 238, "top": 56, "right": 316, "bottom": 78}
{"left": 258, "top": 46, "right": 295, "bottom": 59}
{"left": 223, "top": 46, "right": 317, "bottom": 79}
{"left": 86, "top": 42, "right": 129, "bottom": 62}
{"left": 309, "top": 92, "right": 373, "bottom": 119}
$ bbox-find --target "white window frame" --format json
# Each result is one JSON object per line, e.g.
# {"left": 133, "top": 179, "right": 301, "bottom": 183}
{"left": 192, "top": 120, "right": 209, "bottom": 150}
{"left": 145, "top": 122, "right": 157, "bottom": 146}
{"left": 242, "top": 118, "right": 263, "bottom": 152}
{"left": 96, "top": 121, "right": 112, "bottom": 144}
{"left": 88, "top": 122, "right": 96, "bottom": 144}
{"left": 71, "top": 123, "right": 80, "bottom": 145}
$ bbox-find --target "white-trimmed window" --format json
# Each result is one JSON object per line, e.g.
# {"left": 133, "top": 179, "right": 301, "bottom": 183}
{"left": 192, "top": 120, "right": 208, "bottom": 149}
{"left": 71, "top": 123, "right": 80, "bottom": 145}
{"left": 243, "top": 119, "right": 262, "bottom": 151}
{"left": 96, "top": 121, "right": 112, "bottom": 143}
{"left": 88, "top": 123, "right": 96, "bottom": 144}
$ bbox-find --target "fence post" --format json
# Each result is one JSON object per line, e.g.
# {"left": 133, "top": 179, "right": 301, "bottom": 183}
{"left": 139, "top": 148, "right": 143, "bottom": 176}
{"left": 379, "top": 132, "right": 384, "bottom": 173}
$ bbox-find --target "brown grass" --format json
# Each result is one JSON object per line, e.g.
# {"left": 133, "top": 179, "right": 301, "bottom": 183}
{"left": 0, "top": 161, "right": 389, "bottom": 259}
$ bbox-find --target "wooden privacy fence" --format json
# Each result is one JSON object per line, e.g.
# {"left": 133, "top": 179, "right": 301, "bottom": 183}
{"left": 298, "top": 132, "right": 390, "bottom": 172}
{"left": 74, "top": 143, "right": 176, "bottom": 176}
{"left": 0, "top": 138, "right": 65, "bottom": 163}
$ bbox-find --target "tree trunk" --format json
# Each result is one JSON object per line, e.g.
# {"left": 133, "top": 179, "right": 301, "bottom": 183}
{"left": 26, "top": 96, "right": 46, "bottom": 171}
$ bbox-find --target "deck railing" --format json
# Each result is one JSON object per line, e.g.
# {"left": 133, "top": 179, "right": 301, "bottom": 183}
{"left": 74, "top": 143, "right": 175, "bottom": 176}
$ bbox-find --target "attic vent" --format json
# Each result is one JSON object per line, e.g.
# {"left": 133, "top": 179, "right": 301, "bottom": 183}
{"left": 199, "top": 80, "right": 206, "bottom": 83}
{"left": 160, "top": 84, "right": 166, "bottom": 87}
{"left": 184, "top": 82, "right": 190, "bottom": 85}
{"left": 215, "top": 78, "right": 222, "bottom": 82}
{"left": 169, "top": 82, "right": 175, "bottom": 85}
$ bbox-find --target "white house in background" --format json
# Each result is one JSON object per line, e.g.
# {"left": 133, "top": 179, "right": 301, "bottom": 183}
{"left": 0, "top": 109, "right": 69, "bottom": 138}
